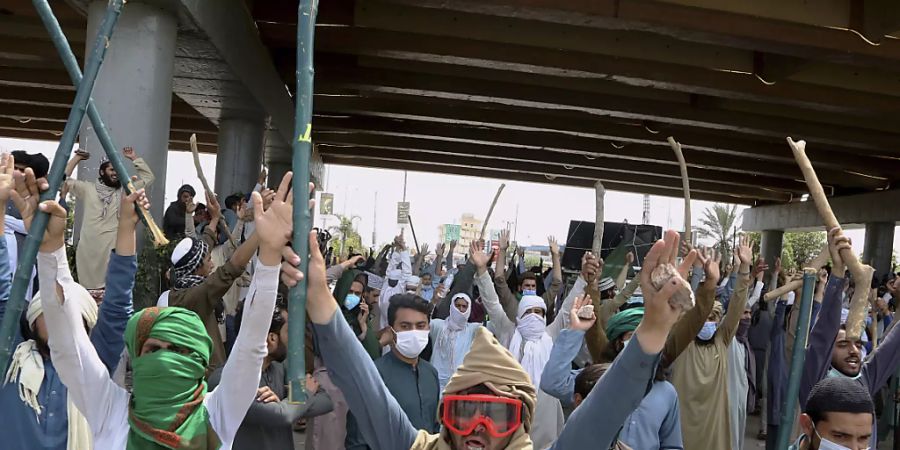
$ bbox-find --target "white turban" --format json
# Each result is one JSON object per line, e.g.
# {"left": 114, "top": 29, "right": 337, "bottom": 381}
{"left": 27, "top": 289, "right": 98, "bottom": 330}
{"left": 517, "top": 295, "right": 546, "bottom": 320}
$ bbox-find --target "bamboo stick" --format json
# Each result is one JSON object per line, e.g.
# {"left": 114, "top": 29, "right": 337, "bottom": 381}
{"left": 287, "top": 0, "right": 318, "bottom": 404}
{"left": 764, "top": 244, "right": 829, "bottom": 301}
{"left": 668, "top": 137, "right": 692, "bottom": 245}
{"left": 788, "top": 137, "right": 874, "bottom": 340}
{"left": 32, "top": 0, "right": 167, "bottom": 247}
{"left": 0, "top": 0, "right": 125, "bottom": 376}
{"left": 775, "top": 268, "right": 818, "bottom": 450}
{"left": 480, "top": 183, "right": 506, "bottom": 240}
{"left": 190, "top": 134, "right": 237, "bottom": 249}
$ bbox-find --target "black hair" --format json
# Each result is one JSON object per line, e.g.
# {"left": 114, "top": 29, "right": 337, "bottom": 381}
{"left": 805, "top": 377, "right": 874, "bottom": 424}
{"left": 99, "top": 160, "right": 112, "bottom": 172}
{"left": 386, "top": 293, "right": 433, "bottom": 328}
{"left": 574, "top": 363, "right": 611, "bottom": 399}
{"left": 224, "top": 194, "right": 242, "bottom": 210}
{"left": 234, "top": 293, "right": 287, "bottom": 337}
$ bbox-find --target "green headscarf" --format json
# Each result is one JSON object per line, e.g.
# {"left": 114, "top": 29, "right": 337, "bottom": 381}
{"left": 125, "top": 307, "right": 217, "bottom": 450}
{"left": 606, "top": 307, "right": 645, "bottom": 342}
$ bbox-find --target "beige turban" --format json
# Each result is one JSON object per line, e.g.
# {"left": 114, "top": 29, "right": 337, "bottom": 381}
{"left": 410, "top": 327, "right": 536, "bottom": 450}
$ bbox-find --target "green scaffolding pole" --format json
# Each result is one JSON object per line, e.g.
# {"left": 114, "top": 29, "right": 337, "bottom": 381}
{"left": 288, "top": 0, "right": 318, "bottom": 404}
{"left": 775, "top": 268, "right": 818, "bottom": 449}
{"left": 33, "top": 0, "right": 169, "bottom": 246}
{"left": 0, "top": 0, "right": 125, "bottom": 375}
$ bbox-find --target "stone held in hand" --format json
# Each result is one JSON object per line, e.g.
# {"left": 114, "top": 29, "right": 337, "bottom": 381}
{"left": 576, "top": 304, "right": 595, "bottom": 320}
{"left": 651, "top": 263, "right": 695, "bottom": 311}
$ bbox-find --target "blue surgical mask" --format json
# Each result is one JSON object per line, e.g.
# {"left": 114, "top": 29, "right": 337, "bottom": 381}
{"left": 697, "top": 321, "right": 718, "bottom": 341}
{"left": 344, "top": 294, "right": 361, "bottom": 310}
{"left": 522, "top": 289, "right": 537, "bottom": 296}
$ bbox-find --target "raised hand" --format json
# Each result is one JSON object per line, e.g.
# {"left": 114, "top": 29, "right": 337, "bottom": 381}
{"left": 625, "top": 251, "right": 635, "bottom": 266}
{"left": 206, "top": 191, "right": 222, "bottom": 221}
{"left": 11, "top": 167, "right": 48, "bottom": 231}
{"left": 499, "top": 229, "right": 510, "bottom": 251}
{"left": 773, "top": 257, "right": 782, "bottom": 275}
{"left": 636, "top": 229, "right": 695, "bottom": 353}
{"left": 120, "top": 183, "right": 150, "bottom": 228}
{"left": 548, "top": 235, "right": 559, "bottom": 255}
{"left": 0, "top": 153, "right": 14, "bottom": 203}
{"left": 419, "top": 243, "right": 430, "bottom": 258}
{"left": 261, "top": 188, "right": 276, "bottom": 211}
{"left": 435, "top": 242, "right": 445, "bottom": 256}
{"left": 393, "top": 230, "right": 407, "bottom": 251}
{"left": 736, "top": 234, "right": 752, "bottom": 269}
{"left": 258, "top": 167, "right": 268, "bottom": 185}
{"left": 568, "top": 294, "right": 596, "bottom": 332}
{"left": 828, "top": 227, "right": 851, "bottom": 277}
{"left": 751, "top": 258, "right": 769, "bottom": 280}
{"left": 517, "top": 245, "right": 525, "bottom": 260}
{"left": 36, "top": 201, "right": 68, "bottom": 253}
{"left": 186, "top": 201, "right": 198, "bottom": 214}
{"left": 305, "top": 374, "right": 319, "bottom": 394}
{"left": 701, "top": 248, "right": 722, "bottom": 287}
{"left": 74, "top": 149, "right": 90, "bottom": 161}
{"left": 122, "top": 146, "right": 137, "bottom": 161}
{"left": 469, "top": 240, "right": 490, "bottom": 273}
{"left": 581, "top": 252, "right": 601, "bottom": 284}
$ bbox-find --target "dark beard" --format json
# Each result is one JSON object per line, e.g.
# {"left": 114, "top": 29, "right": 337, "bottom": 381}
{"left": 100, "top": 174, "right": 121, "bottom": 188}
{"left": 34, "top": 336, "right": 50, "bottom": 358}
{"left": 272, "top": 341, "right": 287, "bottom": 363}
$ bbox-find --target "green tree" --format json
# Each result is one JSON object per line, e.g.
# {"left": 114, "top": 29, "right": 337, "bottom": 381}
{"left": 697, "top": 204, "right": 741, "bottom": 263}
{"left": 330, "top": 215, "right": 363, "bottom": 260}
{"left": 783, "top": 231, "right": 826, "bottom": 269}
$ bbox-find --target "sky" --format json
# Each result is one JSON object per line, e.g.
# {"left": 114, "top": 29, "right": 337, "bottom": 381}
{"left": 2, "top": 136, "right": 898, "bottom": 258}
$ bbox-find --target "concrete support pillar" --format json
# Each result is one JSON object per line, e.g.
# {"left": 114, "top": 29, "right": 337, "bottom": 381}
{"left": 760, "top": 229, "right": 784, "bottom": 282}
{"left": 864, "top": 222, "right": 895, "bottom": 279}
{"left": 79, "top": 0, "right": 177, "bottom": 221}
{"left": 215, "top": 116, "right": 266, "bottom": 197}
{"left": 268, "top": 162, "right": 291, "bottom": 189}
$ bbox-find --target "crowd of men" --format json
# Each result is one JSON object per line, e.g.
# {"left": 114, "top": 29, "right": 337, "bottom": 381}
{"left": 0, "top": 146, "right": 898, "bottom": 450}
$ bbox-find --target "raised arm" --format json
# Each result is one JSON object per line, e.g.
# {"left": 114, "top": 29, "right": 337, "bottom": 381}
{"left": 552, "top": 230, "right": 696, "bottom": 450}
{"left": 662, "top": 247, "right": 720, "bottom": 366}
{"left": 542, "top": 299, "right": 595, "bottom": 406}
{"left": 615, "top": 251, "right": 633, "bottom": 289}
{"left": 471, "top": 241, "right": 515, "bottom": 341}
{"left": 718, "top": 235, "right": 753, "bottom": 342}
{"left": 205, "top": 175, "right": 295, "bottom": 444}
{"left": 494, "top": 230, "right": 520, "bottom": 321}
{"left": 90, "top": 189, "right": 146, "bottom": 373}
{"left": 123, "top": 146, "right": 155, "bottom": 188}
{"left": 64, "top": 149, "right": 88, "bottom": 178}
{"left": 297, "top": 229, "right": 418, "bottom": 450}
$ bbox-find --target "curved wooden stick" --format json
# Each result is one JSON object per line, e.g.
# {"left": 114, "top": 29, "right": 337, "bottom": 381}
{"left": 764, "top": 244, "right": 828, "bottom": 301}
{"left": 788, "top": 137, "right": 874, "bottom": 339}
{"left": 480, "top": 183, "right": 505, "bottom": 240}
{"left": 668, "top": 137, "right": 691, "bottom": 245}
{"left": 191, "top": 134, "right": 238, "bottom": 249}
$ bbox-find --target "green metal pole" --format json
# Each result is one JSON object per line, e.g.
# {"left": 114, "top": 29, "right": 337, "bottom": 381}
{"left": 0, "top": 0, "right": 125, "bottom": 375}
{"left": 775, "top": 268, "right": 818, "bottom": 449}
{"left": 288, "top": 0, "right": 318, "bottom": 404}
{"left": 32, "top": 0, "right": 166, "bottom": 244}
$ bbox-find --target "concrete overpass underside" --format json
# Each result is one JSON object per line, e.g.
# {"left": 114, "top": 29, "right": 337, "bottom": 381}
{"left": 1, "top": 0, "right": 900, "bottom": 212}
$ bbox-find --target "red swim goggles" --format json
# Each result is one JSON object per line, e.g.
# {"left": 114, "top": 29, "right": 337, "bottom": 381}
{"left": 441, "top": 394, "right": 523, "bottom": 438}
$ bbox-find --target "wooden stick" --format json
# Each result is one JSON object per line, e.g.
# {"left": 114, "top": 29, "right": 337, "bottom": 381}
{"left": 191, "top": 134, "right": 238, "bottom": 249}
{"left": 668, "top": 137, "right": 692, "bottom": 245}
{"left": 764, "top": 244, "right": 829, "bottom": 301}
{"left": 788, "top": 137, "right": 874, "bottom": 339}
{"left": 480, "top": 183, "right": 505, "bottom": 240}
{"left": 592, "top": 181, "right": 605, "bottom": 256}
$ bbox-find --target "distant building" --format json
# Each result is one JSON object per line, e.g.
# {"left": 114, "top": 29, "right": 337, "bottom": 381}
{"left": 438, "top": 213, "right": 485, "bottom": 255}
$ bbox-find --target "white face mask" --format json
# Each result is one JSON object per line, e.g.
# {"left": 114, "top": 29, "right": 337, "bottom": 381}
{"left": 393, "top": 329, "right": 430, "bottom": 359}
{"left": 517, "top": 313, "right": 547, "bottom": 341}
{"left": 815, "top": 427, "right": 865, "bottom": 450}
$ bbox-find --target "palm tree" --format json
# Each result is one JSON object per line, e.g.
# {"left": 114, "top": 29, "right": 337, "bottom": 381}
{"left": 697, "top": 204, "right": 740, "bottom": 263}
{"left": 329, "top": 214, "right": 362, "bottom": 259}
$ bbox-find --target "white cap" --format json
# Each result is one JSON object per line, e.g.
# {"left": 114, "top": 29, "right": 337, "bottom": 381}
{"left": 171, "top": 238, "right": 193, "bottom": 265}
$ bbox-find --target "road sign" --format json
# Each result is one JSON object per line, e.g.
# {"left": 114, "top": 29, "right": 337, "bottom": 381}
{"left": 320, "top": 192, "right": 333, "bottom": 215}
{"left": 397, "top": 201, "right": 410, "bottom": 224}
